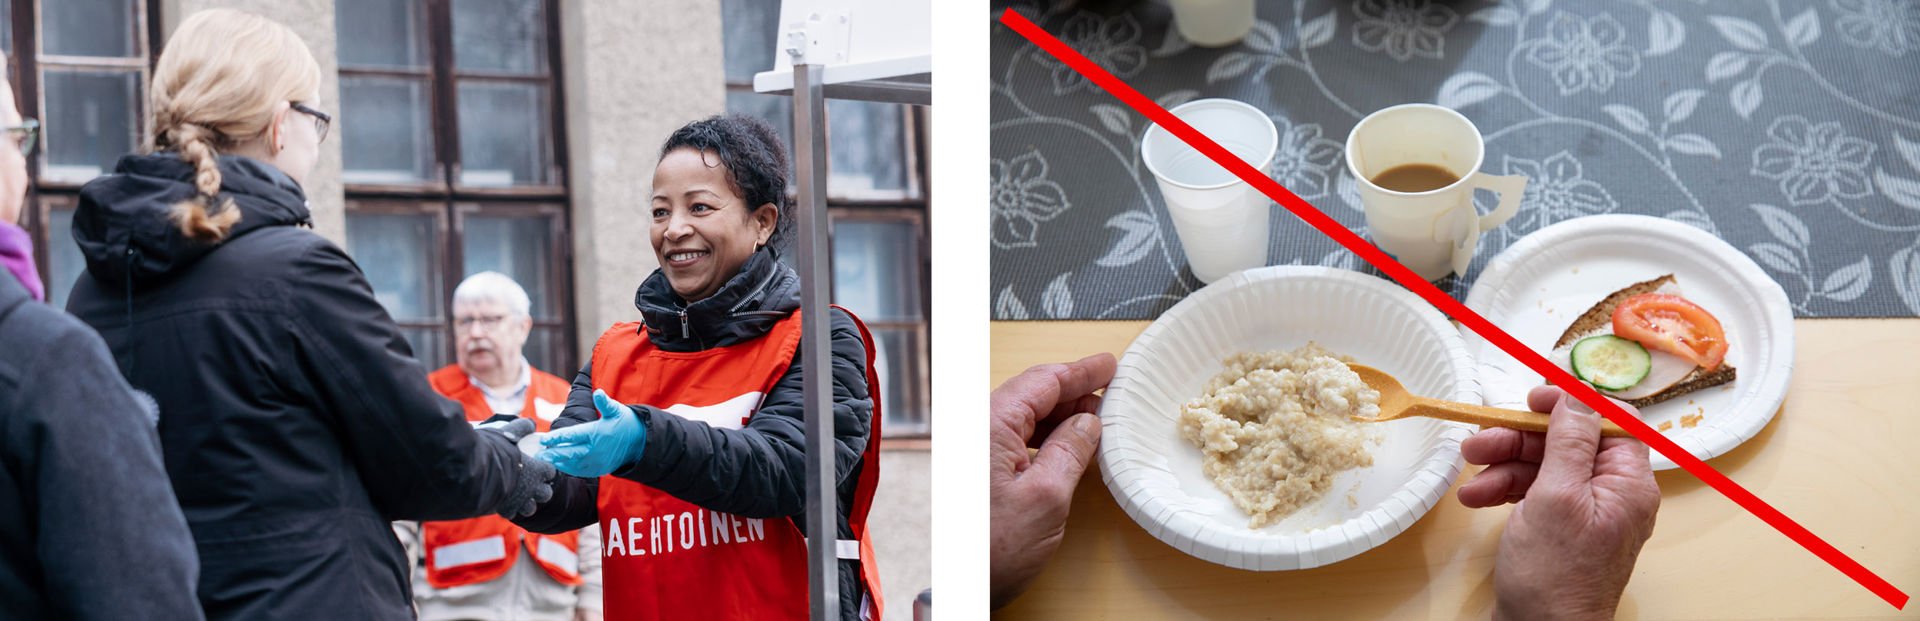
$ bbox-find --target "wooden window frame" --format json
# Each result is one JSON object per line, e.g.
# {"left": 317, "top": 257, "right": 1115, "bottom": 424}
{"left": 27, "top": 192, "right": 77, "bottom": 304}
{"left": 338, "top": 0, "right": 576, "bottom": 374}
{"left": 829, "top": 205, "right": 932, "bottom": 439}
{"left": 453, "top": 200, "right": 571, "bottom": 328}
{"left": 343, "top": 198, "right": 451, "bottom": 340}
{"left": 719, "top": 8, "right": 935, "bottom": 438}
{"left": 722, "top": 81, "right": 929, "bottom": 205}
{"left": 11, "top": 0, "right": 162, "bottom": 294}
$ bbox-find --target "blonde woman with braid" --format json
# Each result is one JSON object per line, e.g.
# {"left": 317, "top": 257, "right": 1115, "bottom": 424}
{"left": 64, "top": 10, "right": 556, "bottom": 620}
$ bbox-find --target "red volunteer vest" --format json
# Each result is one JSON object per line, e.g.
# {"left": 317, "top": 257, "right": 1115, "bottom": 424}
{"left": 422, "top": 365, "right": 584, "bottom": 589}
{"left": 590, "top": 308, "right": 885, "bottom": 621}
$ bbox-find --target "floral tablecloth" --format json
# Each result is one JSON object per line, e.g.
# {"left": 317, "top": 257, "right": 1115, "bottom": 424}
{"left": 990, "top": 0, "right": 1920, "bottom": 319}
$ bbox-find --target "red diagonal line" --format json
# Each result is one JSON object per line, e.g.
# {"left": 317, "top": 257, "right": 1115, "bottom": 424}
{"left": 999, "top": 8, "right": 1908, "bottom": 610}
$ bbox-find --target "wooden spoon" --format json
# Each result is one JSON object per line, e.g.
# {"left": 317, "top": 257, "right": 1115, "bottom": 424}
{"left": 1346, "top": 363, "right": 1632, "bottom": 437}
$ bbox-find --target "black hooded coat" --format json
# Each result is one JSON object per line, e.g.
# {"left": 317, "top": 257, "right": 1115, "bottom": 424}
{"left": 66, "top": 154, "right": 528, "bottom": 620}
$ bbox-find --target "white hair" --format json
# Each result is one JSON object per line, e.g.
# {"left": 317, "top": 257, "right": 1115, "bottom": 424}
{"left": 452, "top": 271, "right": 532, "bottom": 317}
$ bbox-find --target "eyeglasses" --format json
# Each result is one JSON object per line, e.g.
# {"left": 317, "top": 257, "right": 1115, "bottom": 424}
{"left": 289, "top": 102, "right": 331, "bottom": 144}
{"left": 455, "top": 314, "right": 511, "bottom": 330}
{"left": 3, "top": 118, "right": 38, "bottom": 156}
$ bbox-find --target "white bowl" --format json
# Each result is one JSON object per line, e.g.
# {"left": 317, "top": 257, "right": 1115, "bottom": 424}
{"left": 1098, "top": 266, "right": 1476, "bottom": 570}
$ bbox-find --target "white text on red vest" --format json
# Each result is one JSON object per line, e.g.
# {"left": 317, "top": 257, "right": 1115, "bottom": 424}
{"left": 602, "top": 510, "right": 766, "bottom": 557}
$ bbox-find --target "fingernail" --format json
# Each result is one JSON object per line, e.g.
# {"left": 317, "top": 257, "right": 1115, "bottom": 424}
{"left": 1075, "top": 415, "right": 1099, "bottom": 433}
{"left": 1565, "top": 396, "right": 1595, "bottom": 415}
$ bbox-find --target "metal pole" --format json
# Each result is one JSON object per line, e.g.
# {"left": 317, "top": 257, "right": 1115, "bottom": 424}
{"left": 791, "top": 60, "right": 839, "bottom": 621}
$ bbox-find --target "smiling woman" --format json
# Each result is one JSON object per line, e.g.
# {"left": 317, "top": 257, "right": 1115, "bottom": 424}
{"left": 507, "top": 113, "right": 889, "bottom": 621}
{"left": 649, "top": 116, "right": 788, "bottom": 303}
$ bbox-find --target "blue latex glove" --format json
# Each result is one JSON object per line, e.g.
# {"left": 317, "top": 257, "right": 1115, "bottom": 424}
{"left": 537, "top": 389, "right": 648, "bottom": 478}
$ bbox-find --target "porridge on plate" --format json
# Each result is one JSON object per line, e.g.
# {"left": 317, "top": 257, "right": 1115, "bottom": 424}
{"left": 1178, "top": 343, "right": 1379, "bottom": 528}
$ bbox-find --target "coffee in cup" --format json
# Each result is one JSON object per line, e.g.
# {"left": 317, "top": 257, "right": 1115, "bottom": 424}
{"left": 1344, "top": 104, "right": 1527, "bottom": 280}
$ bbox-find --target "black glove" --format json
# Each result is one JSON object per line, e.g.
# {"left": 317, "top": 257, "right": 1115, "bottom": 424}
{"left": 476, "top": 414, "right": 533, "bottom": 441}
{"left": 496, "top": 452, "right": 556, "bottom": 518}
{"left": 474, "top": 416, "right": 555, "bottom": 518}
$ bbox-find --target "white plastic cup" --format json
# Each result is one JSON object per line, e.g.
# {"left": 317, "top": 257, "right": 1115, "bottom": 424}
{"left": 1171, "top": 0, "right": 1256, "bottom": 47}
{"left": 1142, "top": 99, "right": 1279, "bottom": 284}
{"left": 1344, "top": 104, "right": 1526, "bottom": 281}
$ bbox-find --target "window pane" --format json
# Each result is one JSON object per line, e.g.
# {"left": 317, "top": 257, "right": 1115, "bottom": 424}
{"left": 452, "top": 0, "right": 546, "bottom": 75}
{"left": 44, "top": 206, "right": 84, "bottom": 307}
{"left": 341, "top": 75, "right": 434, "bottom": 184}
{"left": 872, "top": 327, "right": 925, "bottom": 435}
{"left": 456, "top": 81, "right": 552, "bottom": 186}
{"left": 827, "top": 100, "right": 910, "bottom": 195}
{"left": 399, "top": 325, "right": 449, "bottom": 369}
{"left": 1, "top": 0, "right": 13, "bottom": 53}
{"left": 344, "top": 211, "right": 444, "bottom": 323}
{"left": 521, "top": 326, "right": 570, "bottom": 380}
{"left": 336, "top": 0, "right": 428, "bottom": 69}
{"left": 463, "top": 214, "right": 556, "bottom": 319}
{"left": 41, "top": 69, "right": 138, "bottom": 183}
{"left": 42, "top": 0, "right": 135, "bottom": 58}
{"left": 832, "top": 218, "right": 921, "bottom": 322}
{"left": 720, "top": 0, "right": 779, "bottom": 83}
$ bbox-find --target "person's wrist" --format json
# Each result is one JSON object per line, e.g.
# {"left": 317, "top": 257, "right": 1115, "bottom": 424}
{"left": 619, "top": 406, "right": 649, "bottom": 469}
{"left": 1493, "top": 586, "right": 1617, "bottom": 621}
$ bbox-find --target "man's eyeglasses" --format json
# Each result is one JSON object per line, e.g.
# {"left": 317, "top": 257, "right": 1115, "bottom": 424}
{"left": 4, "top": 118, "right": 38, "bottom": 156}
{"left": 289, "top": 102, "right": 331, "bottom": 144}
{"left": 455, "top": 314, "right": 512, "bottom": 330}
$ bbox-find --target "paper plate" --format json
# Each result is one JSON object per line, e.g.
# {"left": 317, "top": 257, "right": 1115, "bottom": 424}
{"left": 1462, "top": 215, "right": 1795, "bottom": 471}
{"left": 1098, "top": 266, "right": 1476, "bottom": 571}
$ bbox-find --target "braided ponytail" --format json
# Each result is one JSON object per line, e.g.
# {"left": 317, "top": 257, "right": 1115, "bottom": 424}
{"left": 164, "top": 123, "right": 240, "bottom": 242}
{"left": 148, "top": 8, "right": 322, "bottom": 243}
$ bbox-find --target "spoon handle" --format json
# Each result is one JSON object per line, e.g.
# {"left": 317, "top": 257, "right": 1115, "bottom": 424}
{"left": 1405, "top": 399, "right": 1633, "bottom": 437}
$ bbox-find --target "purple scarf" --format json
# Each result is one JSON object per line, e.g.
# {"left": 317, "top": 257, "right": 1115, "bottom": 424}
{"left": 0, "top": 221, "right": 44, "bottom": 301}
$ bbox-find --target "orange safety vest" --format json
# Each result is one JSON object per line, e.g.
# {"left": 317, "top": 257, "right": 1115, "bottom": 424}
{"left": 589, "top": 307, "right": 884, "bottom": 621}
{"left": 421, "top": 364, "right": 584, "bottom": 589}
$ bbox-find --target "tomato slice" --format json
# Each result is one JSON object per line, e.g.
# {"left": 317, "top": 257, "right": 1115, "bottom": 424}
{"left": 1611, "top": 294, "right": 1728, "bottom": 371}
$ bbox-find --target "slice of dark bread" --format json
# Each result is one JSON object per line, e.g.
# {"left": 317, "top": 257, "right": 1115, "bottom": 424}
{"left": 1555, "top": 274, "right": 1737, "bottom": 408}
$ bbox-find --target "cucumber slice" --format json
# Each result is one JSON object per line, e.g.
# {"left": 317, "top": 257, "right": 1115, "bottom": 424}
{"left": 1570, "top": 335, "right": 1652, "bottom": 391}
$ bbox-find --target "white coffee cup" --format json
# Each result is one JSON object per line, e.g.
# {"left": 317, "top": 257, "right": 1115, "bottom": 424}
{"left": 1170, "top": 0, "right": 1255, "bottom": 47}
{"left": 1344, "top": 104, "right": 1526, "bottom": 281}
{"left": 1142, "top": 99, "right": 1279, "bottom": 284}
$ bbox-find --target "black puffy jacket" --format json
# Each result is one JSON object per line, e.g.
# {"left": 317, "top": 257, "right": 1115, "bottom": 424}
{"left": 513, "top": 249, "right": 876, "bottom": 620}
{"left": 65, "top": 154, "right": 529, "bottom": 620}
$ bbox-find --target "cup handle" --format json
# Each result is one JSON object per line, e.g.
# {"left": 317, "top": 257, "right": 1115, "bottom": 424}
{"left": 1444, "top": 206, "right": 1477, "bottom": 277}
{"left": 1469, "top": 172, "right": 1527, "bottom": 232}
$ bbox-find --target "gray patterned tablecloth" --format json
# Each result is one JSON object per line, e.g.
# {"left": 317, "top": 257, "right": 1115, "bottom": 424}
{"left": 990, "top": 0, "right": 1920, "bottom": 319}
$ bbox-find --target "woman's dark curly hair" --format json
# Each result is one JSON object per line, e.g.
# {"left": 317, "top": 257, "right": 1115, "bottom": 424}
{"left": 660, "top": 114, "right": 794, "bottom": 252}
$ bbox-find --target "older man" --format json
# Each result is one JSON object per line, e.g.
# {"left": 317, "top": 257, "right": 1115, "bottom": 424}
{"left": 395, "top": 271, "right": 601, "bottom": 621}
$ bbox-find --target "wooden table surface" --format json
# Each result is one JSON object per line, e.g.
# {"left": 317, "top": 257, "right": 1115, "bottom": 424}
{"left": 991, "top": 319, "right": 1920, "bottom": 620}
